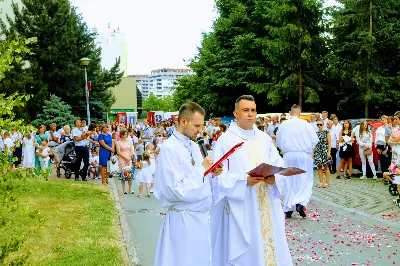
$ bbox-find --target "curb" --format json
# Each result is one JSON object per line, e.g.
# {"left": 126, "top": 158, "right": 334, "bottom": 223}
{"left": 110, "top": 178, "right": 141, "bottom": 266}
{"left": 312, "top": 196, "right": 400, "bottom": 230}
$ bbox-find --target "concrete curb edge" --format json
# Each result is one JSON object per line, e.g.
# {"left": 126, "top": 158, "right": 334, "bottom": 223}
{"left": 312, "top": 196, "right": 400, "bottom": 230}
{"left": 110, "top": 178, "right": 141, "bottom": 266}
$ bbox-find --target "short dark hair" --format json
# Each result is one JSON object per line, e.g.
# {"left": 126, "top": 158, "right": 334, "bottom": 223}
{"left": 394, "top": 111, "right": 400, "bottom": 118}
{"left": 235, "top": 95, "right": 255, "bottom": 109}
{"left": 178, "top": 102, "right": 206, "bottom": 122}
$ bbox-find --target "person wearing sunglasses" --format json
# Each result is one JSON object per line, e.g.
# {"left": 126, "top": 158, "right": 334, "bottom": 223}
{"left": 313, "top": 122, "right": 332, "bottom": 188}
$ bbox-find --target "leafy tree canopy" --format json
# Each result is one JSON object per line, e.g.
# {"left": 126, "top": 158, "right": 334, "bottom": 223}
{"left": 0, "top": 0, "right": 123, "bottom": 121}
{"left": 143, "top": 94, "right": 176, "bottom": 113}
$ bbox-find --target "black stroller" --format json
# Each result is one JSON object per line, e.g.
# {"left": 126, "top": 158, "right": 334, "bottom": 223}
{"left": 56, "top": 141, "right": 76, "bottom": 179}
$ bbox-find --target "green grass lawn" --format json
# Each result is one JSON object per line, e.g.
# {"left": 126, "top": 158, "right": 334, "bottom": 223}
{"left": 0, "top": 178, "right": 128, "bottom": 265}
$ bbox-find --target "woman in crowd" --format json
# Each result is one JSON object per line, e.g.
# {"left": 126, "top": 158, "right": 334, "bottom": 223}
{"left": 33, "top": 125, "right": 50, "bottom": 174}
{"left": 22, "top": 131, "right": 35, "bottom": 170}
{"left": 10, "top": 127, "right": 23, "bottom": 168}
{"left": 98, "top": 125, "right": 114, "bottom": 185}
{"left": 111, "top": 124, "right": 120, "bottom": 140}
{"left": 89, "top": 126, "right": 99, "bottom": 149}
{"left": 357, "top": 121, "right": 377, "bottom": 179}
{"left": 60, "top": 125, "right": 73, "bottom": 143}
{"left": 387, "top": 112, "right": 400, "bottom": 173}
{"left": 336, "top": 120, "right": 354, "bottom": 179}
{"left": 116, "top": 129, "right": 134, "bottom": 194}
{"left": 375, "top": 115, "right": 390, "bottom": 174}
{"left": 313, "top": 121, "right": 332, "bottom": 188}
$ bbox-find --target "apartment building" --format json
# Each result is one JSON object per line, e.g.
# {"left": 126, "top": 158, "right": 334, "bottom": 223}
{"left": 130, "top": 68, "right": 192, "bottom": 99}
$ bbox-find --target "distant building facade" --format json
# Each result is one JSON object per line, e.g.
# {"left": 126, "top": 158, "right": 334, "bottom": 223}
{"left": 92, "top": 24, "right": 127, "bottom": 77}
{"left": 109, "top": 77, "right": 141, "bottom": 121}
{"left": 130, "top": 68, "right": 192, "bottom": 99}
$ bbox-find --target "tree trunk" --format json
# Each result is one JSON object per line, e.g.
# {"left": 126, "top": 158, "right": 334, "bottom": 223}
{"left": 365, "top": 0, "right": 373, "bottom": 118}
{"left": 299, "top": 64, "right": 303, "bottom": 110}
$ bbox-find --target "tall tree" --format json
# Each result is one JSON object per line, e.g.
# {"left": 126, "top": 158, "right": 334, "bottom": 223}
{"left": 263, "top": 0, "right": 326, "bottom": 109}
{"left": 327, "top": 0, "right": 400, "bottom": 117}
{"left": 174, "top": 0, "right": 326, "bottom": 115}
{"left": 0, "top": 0, "right": 123, "bottom": 121}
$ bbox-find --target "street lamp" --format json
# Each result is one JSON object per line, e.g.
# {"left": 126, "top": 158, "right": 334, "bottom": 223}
{"left": 80, "top": 57, "right": 91, "bottom": 125}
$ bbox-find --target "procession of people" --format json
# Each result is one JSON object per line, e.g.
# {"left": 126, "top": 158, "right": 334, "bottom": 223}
{"left": 2, "top": 96, "right": 399, "bottom": 266}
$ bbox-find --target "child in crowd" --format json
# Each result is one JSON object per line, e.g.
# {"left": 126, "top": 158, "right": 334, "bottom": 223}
{"left": 205, "top": 143, "right": 212, "bottom": 156}
{"left": 88, "top": 149, "right": 100, "bottom": 179}
{"left": 120, "top": 165, "right": 134, "bottom": 194}
{"left": 36, "top": 138, "right": 51, "bottom": 170}
{"left": 3, "top": 132, "right": 14, "bottom": 167}
{"left": 383, "top": 160, "right": 400, "bottom": 207}
{"left": 136, "top": 139, "right": 144, "bottom": 161}
{"left": 135, "top": 153, "right": 153, "bottom": 198}
{"left": 22, "top": 132, "right": 35, "bottom": 170}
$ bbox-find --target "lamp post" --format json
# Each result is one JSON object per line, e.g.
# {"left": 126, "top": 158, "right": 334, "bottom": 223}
{"left": 80, "top": 57, "right": 91, "bottom": 125}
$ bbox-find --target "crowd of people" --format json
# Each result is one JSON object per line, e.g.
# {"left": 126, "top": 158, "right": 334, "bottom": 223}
{"left": 1, "top": 97, "right": 400, "bottom": 265}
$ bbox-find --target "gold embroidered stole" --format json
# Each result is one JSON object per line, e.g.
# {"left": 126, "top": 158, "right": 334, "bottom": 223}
{"left": 245, "top": 138, "right": 277, "bottom": 266}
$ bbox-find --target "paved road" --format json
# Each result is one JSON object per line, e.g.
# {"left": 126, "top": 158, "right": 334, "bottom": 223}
{"left": 51, "top": 168, "right": 399, "bottom": 266}
{"left": 112, "top": 170, "right": 400, "bottom": 266}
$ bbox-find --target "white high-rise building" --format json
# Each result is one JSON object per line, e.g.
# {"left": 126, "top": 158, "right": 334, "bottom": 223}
{"left": 93, "top": 24, "right": 127, "bottom": 77}
{"left": 130, "top": 68, "right": 192, "bottom": 99}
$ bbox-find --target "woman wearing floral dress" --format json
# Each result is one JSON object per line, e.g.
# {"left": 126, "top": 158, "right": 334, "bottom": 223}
{"left": 313, "top": 121, "right": 332, "bottom": 188}
{"left": 388, "top": 112, "right": 400, "bottom": 174}
{"left": 33, "top": 125, "right": 51, "bottom": 174}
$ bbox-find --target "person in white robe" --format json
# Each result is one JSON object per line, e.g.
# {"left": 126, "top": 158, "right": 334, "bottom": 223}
{"left": 276, "top": 104, "right": 319, "bottom": 218}
{"left": 153, "top": 102, "right": 222, "bottom": 266}
{"left": 211, "top": 95, "right": 292, "bottom": 266}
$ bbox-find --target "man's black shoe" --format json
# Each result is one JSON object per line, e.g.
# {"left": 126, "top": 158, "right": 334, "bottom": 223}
{"left": 82, "top": 178, "right": 88, "bottom": 182}
{"left": 296, "top": 204, "right": 307, "bottom": 218}
{"left": 284, "top": 211, "right": 293, "bottom": 219}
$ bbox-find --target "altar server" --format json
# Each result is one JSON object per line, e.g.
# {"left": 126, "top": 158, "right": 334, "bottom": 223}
{"left": 211, "top": 95, "right": 292, "bottom": 266}
{"left": 276, "top": 104, "right": 319, "bottom": 218}
{"left": 153, "top": 102, "right": 222, "bottom": 266}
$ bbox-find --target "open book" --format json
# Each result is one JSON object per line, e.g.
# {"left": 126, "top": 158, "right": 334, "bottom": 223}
{"left": 248, "top": 163, "right": 305, "bottom": 178}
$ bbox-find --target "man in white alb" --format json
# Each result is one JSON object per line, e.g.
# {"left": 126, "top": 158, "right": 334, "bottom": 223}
{"left": 153, "top": 102, "right": 222, "bottom": 266}
{"left": 211, "top": 95, "right": 292, "bottom": 266}
{"left": 276, "top": 104, "right": 319, "bottom": 218}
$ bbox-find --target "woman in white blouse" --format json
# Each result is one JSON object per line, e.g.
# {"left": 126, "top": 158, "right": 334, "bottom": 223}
{"left": 357, "top": 121, "right": 377, "bottom": 179}
{"left": 375, "top": 116, "right": 390, "bottom": 173}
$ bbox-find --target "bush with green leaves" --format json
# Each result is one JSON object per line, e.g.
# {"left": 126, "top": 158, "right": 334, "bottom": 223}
{"left": 32, "top": 94, "right": 78, "bottom": 127}
{"left": 0, "top": 93, "right": 49, "bottom": 265}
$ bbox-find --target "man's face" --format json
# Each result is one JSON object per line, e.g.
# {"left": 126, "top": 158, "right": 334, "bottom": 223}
{"left": 272, "top": 116, "right": 278, "bottom": 124}
{"left": 327, "top": 121, "right": 333, "bottom": 129}
{"left": 233, "top": 100, "right": 256, "bottom": 130}
{"left": 51, "top": 124, "right": 56, "bottom": 131}
{"left": 316, "top": 114, "right": 321, "bottom": 119}
{"left": 381, "top": 117, "right": 387, "bottom": 124}
{"left": 310, "top": 115, "right": 316, "bottom": 122}
{"left": 75, "top": 120, "right": 82, "bottom": 128}
{"left": 333, "top": 117, "right": 339, "bottom": 124}
{"left": 394, "top": 116, "right": 399, "bottom": 126}
{"left": 144, "top": 120, "right": 148, "bottom": 126}
{"left": 181, "top": 112, "right": 204, "bottom": 141}
{"left": 322, "top": 113, "right": 328, "bottom": 119}
{"left": 265, "top": 117, "right": 271, "bottom": 124}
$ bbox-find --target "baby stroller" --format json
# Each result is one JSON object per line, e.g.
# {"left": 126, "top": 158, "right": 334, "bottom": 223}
{"left": 56, "top": 141, "right": 76, "bottom": 179}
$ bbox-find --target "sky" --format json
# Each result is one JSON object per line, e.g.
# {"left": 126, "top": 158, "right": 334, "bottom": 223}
{"left": 70, "top": 0, "right": 338, "bottom": 75}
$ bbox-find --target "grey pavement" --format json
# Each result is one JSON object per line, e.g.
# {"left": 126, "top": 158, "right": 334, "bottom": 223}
{"left": 54, "top": 169, "right": 399, "bottom": 266}
{"left": 111, "top": 170, "right": 400, "bottom": 266}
